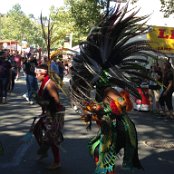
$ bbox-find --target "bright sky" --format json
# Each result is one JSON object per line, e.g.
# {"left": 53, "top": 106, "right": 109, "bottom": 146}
{"left": 0, "top": 0, "right": 173, "bottom": 27}
{"left": 0, "top": 0, "right": 64, "bottom": 18}
{"left": 132, "top": 0, "right": 174, "bottom": 27}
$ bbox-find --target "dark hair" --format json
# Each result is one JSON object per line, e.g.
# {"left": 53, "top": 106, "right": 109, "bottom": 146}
{"left": 27, "top": 52, "right": 31, "bottom": 58}
{"left": 37, "top": 64, "right": 48, "bottom": 71}
{"left": 0, "top": 50, "right": 5, "bottom": 57}
{"left": 165, "top": 62, "right": 171, "bottom": 69}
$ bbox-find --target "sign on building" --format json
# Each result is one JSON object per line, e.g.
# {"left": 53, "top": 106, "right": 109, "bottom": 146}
{"left": 147, "top": 26, "right": 174, "bottom": 53}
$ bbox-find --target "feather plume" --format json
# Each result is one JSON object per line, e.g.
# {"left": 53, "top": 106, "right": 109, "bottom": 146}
{"left": 40, "top": 13, "right": 68, "bottom": 95}
{"left": 70, "top": 3, "right": 163, "bottom": 106}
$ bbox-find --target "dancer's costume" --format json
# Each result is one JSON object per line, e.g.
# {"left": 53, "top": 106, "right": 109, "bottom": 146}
{"left": 33, "top": 72, "right": 64, "bottom": 162}
{"left": 70, "top": 3, "right": 160, "bottom": 174}
{"left": 21, "top": 13, "right": 66, "bottom": 166}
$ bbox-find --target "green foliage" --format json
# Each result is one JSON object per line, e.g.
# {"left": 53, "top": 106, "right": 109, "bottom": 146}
{"left": 160, "top": 0, "right": 174, "bottom": 17}
{"left": 65, "top": 0, "right": 102, "bottom": 43}
{"left": 49, "top": 6, "right": 75, "bottom": 48}
{"left": 118, "top": 0, "right": 174, "bottom": 17}
{"left": 0, "top": 1, "right": 111, "bottom": 49}
{"left": 0, "top": 3, "right": 44, "bottom": 48}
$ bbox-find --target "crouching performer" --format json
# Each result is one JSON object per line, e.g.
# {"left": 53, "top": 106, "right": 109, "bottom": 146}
{"left": 81, "top": 87, "right": 143, "bottom": 174}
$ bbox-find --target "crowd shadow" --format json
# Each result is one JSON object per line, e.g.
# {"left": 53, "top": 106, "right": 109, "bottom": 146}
{"left": 116, "top": 149, "right": 174, "bottom": 174}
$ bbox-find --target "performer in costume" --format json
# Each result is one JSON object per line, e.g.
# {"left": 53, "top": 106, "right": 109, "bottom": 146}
{"left": 69, "top": 3, "right": 162, "bottom": 174}
{"left": 85, "top": 87, "right": 142, "bottom": 174}
{"left": 33, "top": 64, "right": 64, "bottom": 170}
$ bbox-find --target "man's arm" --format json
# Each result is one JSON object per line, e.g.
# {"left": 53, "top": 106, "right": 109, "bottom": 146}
{"left": 47, "top": 81, "right": 60, "bottom": 104}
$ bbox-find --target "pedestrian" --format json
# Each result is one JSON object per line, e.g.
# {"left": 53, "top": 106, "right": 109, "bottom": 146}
{"left": 43, "top": 56, "right": 63, "bottom": 80}
{"left": 148, "top": 64, "right": 162, "bottom": 114}
{"left": 0, "top": 50, "right": 12, "bottom": 104}
{"left": 8, "top": 54, "right": 17, "bottom": 92}
{"left": 23, "top": 53, "right": 38, "bottom": 104}
{"left": 64, "top": 61, "right": 69, "bottom": 76}
{"left": 51, "top": 57, "right": 59, "bottom": 75}
{"left": 57, "top": 61, "right": 64, "bottom": 80}
{"left": 159, "top": 61, "right": 174, "bottom": 118}
{"left": 13, "top": 51, "right": 22, "bottom": 80}
{"left": 33, "top": 64, "right": 64, "bottom": 170}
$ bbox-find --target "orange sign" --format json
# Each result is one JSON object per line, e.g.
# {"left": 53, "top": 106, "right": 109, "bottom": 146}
{"left": 147, "top": 26, "right": 174, "bottom": 53}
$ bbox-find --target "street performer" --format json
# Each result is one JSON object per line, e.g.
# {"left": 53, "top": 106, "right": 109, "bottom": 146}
{"left": 69, "top": 3, "right": 162, "bottom": 174}
{"left": 33, "top": 64, "right": 64, "bottom": 170}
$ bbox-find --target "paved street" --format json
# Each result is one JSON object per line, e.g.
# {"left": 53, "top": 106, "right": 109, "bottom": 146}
{"left": 0, "top": 76, "right": 174, "bottom": 174}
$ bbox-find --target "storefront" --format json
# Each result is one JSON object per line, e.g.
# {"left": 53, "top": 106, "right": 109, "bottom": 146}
{"left": 147, "top": 26, "right": 174, "bottom": 67}
{"left": 0, "top": 40, "right": 18, "bottom": 52}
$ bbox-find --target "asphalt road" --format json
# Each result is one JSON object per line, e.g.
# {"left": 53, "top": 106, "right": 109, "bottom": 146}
{"left": 0, "top": 76, "right": 174, "bottom": 174}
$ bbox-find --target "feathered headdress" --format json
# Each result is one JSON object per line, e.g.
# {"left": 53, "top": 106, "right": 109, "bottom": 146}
{"left": 70, "top": 3, "right": 161, "bottom": 107}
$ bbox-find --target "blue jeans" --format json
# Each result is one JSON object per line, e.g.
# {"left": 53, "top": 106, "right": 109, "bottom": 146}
{"left": 26, "top": 75, "right": 38, "bottom": 101}
{"left": 0, "top": 77, "right": 9, "bottom": 98}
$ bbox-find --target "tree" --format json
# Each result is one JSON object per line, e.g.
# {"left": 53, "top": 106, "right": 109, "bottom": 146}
{"left": 65, "top": 0, "right": 102, "bottom": 39}
{"left": 130, "top": 0, "right": 174, "bottom": 17}
{"left": 160, "top": 0, "right": 174, "bottom": 17}
{"left": 49, "top": 6, "right": 75, "bottom": 47}
{"left": 125, "top": 0, "right": 174, "bottom": 17}
{"left": 0, "top": 4, "right": 44, "bottom": 48}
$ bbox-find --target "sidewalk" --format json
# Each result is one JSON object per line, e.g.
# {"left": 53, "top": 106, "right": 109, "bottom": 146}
{"left": 0, "top": 76, "right": 174, "bottom": 174}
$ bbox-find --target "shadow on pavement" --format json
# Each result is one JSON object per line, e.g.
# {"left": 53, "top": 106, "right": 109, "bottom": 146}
{"left": 0, "top": 77, "right": 174, "bottom": 174}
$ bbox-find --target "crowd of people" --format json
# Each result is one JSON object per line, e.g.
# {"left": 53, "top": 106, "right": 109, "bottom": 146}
{"left": 0, "top": 49, "right": 69, "bottom": 169}
{"left": 0, "top": 49, "right": 71, "bottom": 105}
{"left": 146, "top": 61, "right": 174, "bottom": 119}
{"left": 0, "top": 50, "right": 174, "bottom": 173}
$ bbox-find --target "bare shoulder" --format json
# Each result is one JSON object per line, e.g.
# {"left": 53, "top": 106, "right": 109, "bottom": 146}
{"left": 47, "top": 80, "right": 58, "bottom": 89}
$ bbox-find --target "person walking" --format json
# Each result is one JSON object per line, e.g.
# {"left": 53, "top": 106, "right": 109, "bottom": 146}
{"left": 8, "top": 53, "right": 17, "bottom": 92}
{"left": 159, "top": 61, "right": 174, "bottom": 118}
{"left": 148, "top": 64, "right": 162, "bottom": 114}
{"left": 23, "top": 53, "right": 38, "bottom": 104}
{"left": 33, "top": 64, "right": 64, "bottom": 170}
{"left": 0, "top": 50, "right": 12, "bottom": 104}
{"left": 13, "top": 51, "right": 22, "bottom": 80}
{"left": 42, "top": 56, "right": 62, "bottom": 79}
{"left": 50, "top": 57, "right": 60, "bottom": 75}
{"left": 57, "top": 61, "right": 65, "bottom": 80}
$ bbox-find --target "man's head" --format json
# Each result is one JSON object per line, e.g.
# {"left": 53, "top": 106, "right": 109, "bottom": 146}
{"left": 35, "top": 64, "right": 48, "bottom": 81}
{"left": 0, "top": 50, "right": 8, "bottom": 59}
